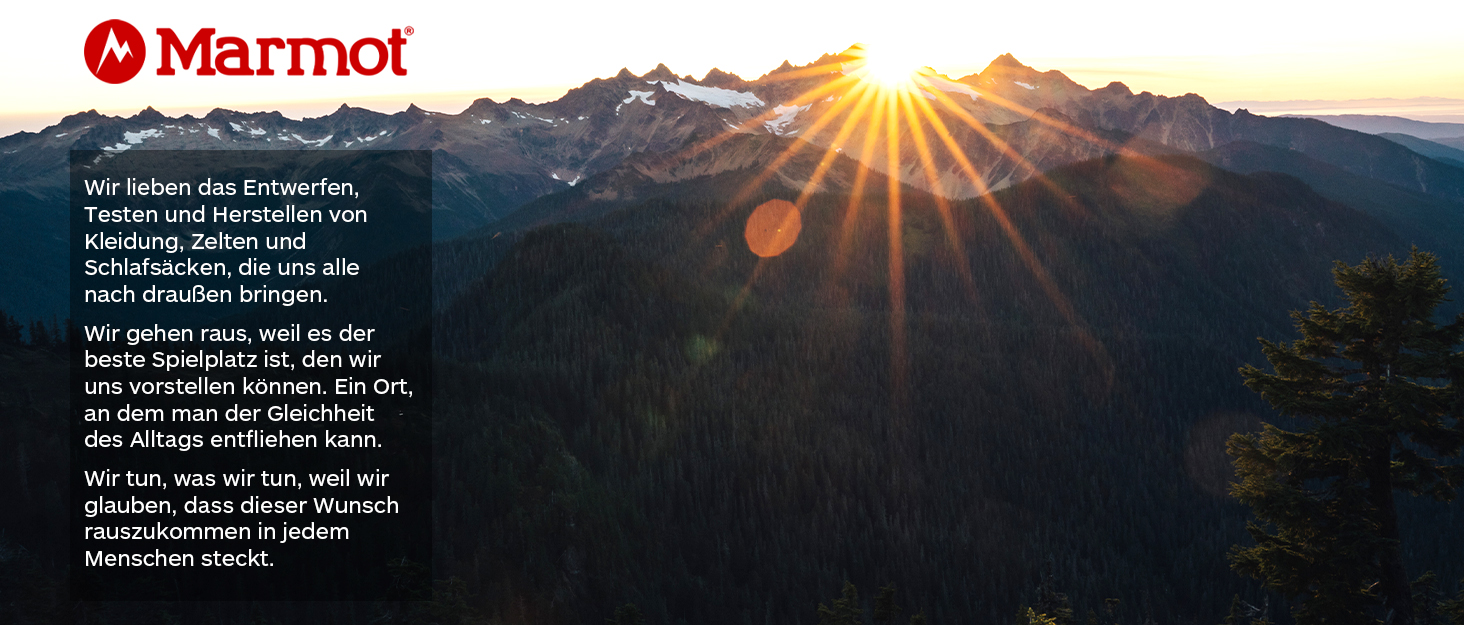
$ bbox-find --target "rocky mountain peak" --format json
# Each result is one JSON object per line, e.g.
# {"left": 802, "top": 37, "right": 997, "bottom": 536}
{"left": 463, "top": 97, "right": 500, "bottom": 116}
{"left": 131, "top": 106, "right": 168, "bottom": 123}
{"left": 987, "top": 53, "right": 1026, "bottom": 70}
{"left": 59, "top": 109, "right": 105, "bottom": 127}
{"left": 641, "top": 63, "right": 681, "bottom": 83}
{"left": 700, "top": 67, "right": 746, "bottom": 89}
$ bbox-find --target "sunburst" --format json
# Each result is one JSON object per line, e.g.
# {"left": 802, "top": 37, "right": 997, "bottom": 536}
{"left": 846, "top": 43, "right": 927, "bottom": 91}
{"left": 683, "top": 45, "right": 1136, "bottom": 408}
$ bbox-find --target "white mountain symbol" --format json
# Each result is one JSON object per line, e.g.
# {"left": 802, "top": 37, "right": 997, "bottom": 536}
{"left": 95, "top": 28, "right": 133, "bottom": 73}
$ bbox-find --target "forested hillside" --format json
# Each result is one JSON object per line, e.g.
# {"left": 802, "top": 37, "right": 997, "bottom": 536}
{"left": 426, "top": 154, "right": 1464, "bottom": 623}
{"left": 6, "top": 144, "right": 1464, "bottom": 623}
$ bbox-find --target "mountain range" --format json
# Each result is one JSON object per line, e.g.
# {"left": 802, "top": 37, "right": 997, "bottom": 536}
{"left": 1274, "top": 113, "right": 1464, "bottom": 139}
{"left": 7, "top": 47, "right": 1464, "bottom": 324}
{"left": 4, "top": 46, "right": 1464, "bottom": 623}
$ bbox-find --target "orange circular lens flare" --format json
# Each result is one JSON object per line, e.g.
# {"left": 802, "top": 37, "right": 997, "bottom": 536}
{"left": 744, "top": 199, "right": 802, "bottom": 258}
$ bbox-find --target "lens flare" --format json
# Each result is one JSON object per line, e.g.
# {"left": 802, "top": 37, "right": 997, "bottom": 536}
{"left": 680, "top": 44, "right": 1144, "bottom": 414}
{"left": 744, "top": 199, "right": 802, "bottom": 257}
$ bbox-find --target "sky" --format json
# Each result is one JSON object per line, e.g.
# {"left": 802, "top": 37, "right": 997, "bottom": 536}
{"left": 3, "top": 0, "right": 1464, "bottom": 136}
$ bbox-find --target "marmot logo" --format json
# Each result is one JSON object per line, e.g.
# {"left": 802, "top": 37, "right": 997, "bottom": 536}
{"left": 83, "top": 21, "right": 410, "bottom": 83}
{"left": 84, "top": 20, "right": 147, "bottom": 84}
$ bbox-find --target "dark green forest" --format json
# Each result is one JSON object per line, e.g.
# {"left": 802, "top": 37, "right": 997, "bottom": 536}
{"left": 5, "top": 153, "right": 1464, "bottom": 624}
{"left": 427, "top": 154, "right": 1464, "bottom": 624}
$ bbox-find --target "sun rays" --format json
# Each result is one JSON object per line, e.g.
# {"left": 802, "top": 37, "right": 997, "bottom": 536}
{"left": 689, "top": 45, "right": 1135, "bottom": 408}
{"left": 848, "top": 43, "right": 927, "bottom": 91}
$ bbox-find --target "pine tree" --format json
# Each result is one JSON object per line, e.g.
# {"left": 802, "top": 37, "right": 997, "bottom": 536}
{"left": 1441, "top": 582, "right": 1464, "bottom": 625}
{"left": 1414, "top": 572, "right": 1448, "bottom": 625}
{"left": 0, "top": 309, "right": 21, "bottom": 344}
{"left": 1224, "top": 595, "right": 1247, "bottom": 625}
{"left": 1034, "top": 560, "right": 1075, "bottom": 625}
{"left": 28, "top": 319, "right": 50, "bottom": 348}
{"left": 1229, "top": 250, "right": 1464, "bottom": 625}
{"left": 608, "top": 603, "right": 646, "bottom": 625}
{"left": 818, "top": 582, "right": 865, "bottom": 625}
{"left": 1103, "top": 598, "right": 1120, "bottom": 624}
{"left": 873, "top": 584, "right": 901, "bottom": 625}
{"left": 1016, "top": 607, "right": 1058, "bottom": 625}
{"left": 62, "top": 317, "right": 77, "bottom": 349}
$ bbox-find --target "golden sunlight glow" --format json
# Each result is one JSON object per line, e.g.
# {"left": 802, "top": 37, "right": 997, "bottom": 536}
{"left": 849, "top": 44, "right": 926, "bottom": 90}
{"left": 690, "top": 44, "right": 1133, "bottom": 413}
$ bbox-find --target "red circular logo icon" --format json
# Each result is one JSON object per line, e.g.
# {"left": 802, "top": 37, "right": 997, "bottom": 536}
{"left": 84, "top": 20, "right": 146, "bottom": 84}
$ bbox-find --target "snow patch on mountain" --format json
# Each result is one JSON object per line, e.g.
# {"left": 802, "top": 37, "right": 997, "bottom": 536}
{"left": 291, "top": 134, "right": 332, "bottom": 147}
{"left": 617, "top": 90, "right": 657, "bottom": 114}
{"left": 625, "top": 91, "right": 656, "bottom": 106}
{"left": 765, "top": 104, "right": 810, "bottom": 135}
{"left": 651, "top": 80, "right": 764, "bottom": 108}
{"left": 346, "top": 131, "right": 386, "bottom": 145}
{"left": 512, "top": 111, "right": 557, "bottom": 124}
{"left": 229, "top": 122, "right": 268, "bottom": 136}
{"left": 1014, "top": 81, "right": 1037, "bottom": 90}
{"left": 927, "top": 78, "right": 980, "bottom": 100}
{"left": 124, "top": 129, "right": 163, "bottom": 144}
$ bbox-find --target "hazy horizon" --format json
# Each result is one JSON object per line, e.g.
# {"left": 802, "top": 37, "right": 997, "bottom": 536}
{"left": 7, "top": 58, "right": 1464, "bottom": 138}
{"left": 6, "top": 0, "right": 1463, "bottom": 136}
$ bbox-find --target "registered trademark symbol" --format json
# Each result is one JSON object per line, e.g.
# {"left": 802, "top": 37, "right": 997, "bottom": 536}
{"left": 404, "top": 26, "right": 414, "bottom": 36}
